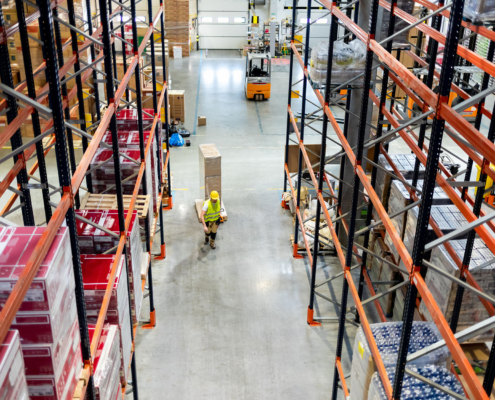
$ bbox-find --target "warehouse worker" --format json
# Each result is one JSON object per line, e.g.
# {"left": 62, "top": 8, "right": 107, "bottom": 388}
{"left": 201, "top": 191, "right": 221, "bottom": 249}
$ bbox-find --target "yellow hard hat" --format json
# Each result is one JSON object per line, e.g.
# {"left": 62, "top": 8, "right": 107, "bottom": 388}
{"left": 210, "top": 191, "right": 219, "bottom": 200}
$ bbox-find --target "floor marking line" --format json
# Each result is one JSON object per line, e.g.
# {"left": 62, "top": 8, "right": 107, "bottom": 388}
{"left": 255, "top": 101, "right": 264, "bottom": 135}
{"left": 193, "top": 50, "right": 203, "bottom": 136}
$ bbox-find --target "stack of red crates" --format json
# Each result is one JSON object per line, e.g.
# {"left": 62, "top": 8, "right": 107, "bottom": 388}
{"left": 0, "top": 227, "right": 82, "bottom": 400}
{"left": 81, "top": 255, "right": 132, "bottom": 386}
{"left": 75, "top": 210, "right": 144, "bottom": 324}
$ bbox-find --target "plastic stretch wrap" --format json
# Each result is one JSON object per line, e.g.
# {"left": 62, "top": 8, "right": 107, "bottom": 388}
{"left": 349, "top": 322, "right": 450, "bottom": 400}
{"left": 309, "top": 40, "right": 366, "bottom": 86}
{"left": 464, "top": 0, "right": 495, "bottom": 24}
{"left": 368, "top": 365, "right": 463, "bottom": 400}
{"left": 89, "top": 325, "right": 122, "bottom": 400}
{"left": 0, "top": 331, "right": 29, "bottom": 400}
{"left": 419, "top": 239, "right": 495, "bottom": 339}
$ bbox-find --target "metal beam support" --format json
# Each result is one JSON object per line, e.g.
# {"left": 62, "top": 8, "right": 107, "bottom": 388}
{"left": 284, "top": 0, "right": 298, "bottom": 194}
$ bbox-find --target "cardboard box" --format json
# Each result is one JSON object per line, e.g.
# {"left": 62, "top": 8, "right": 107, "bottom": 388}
{"left": 168, "top": 90, "right": 185, "bottom": 122}
{"left": 0, "top": 330, "right": 29, "bottom": 400}
{"left": 26, "top": 344, "right": 81, "bottom": 400}
{"left": 286, "top": 144, "right": 321, "bottom": 173}
{"left": 22, "top": 319, "right": 79, "bottom": 377}
{"left": 205, "top": 176, "right": 221, "bottom": 199}
{"left": 199, "top": 143, "right": 221, "bottom": 177}
{"left": 198, "top": 116, "right": 206, "bottom": 126}
{"left": 0, "top": 227, "right": 72, "bottom": 312}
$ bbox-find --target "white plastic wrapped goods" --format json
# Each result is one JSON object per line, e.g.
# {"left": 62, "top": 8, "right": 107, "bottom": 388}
{"left": 464, "top": 0, "right": 495, "bottom": 25}
{"left": 350, "top": 322, "right": 450, "bottom": 400}
{"left": 368, "top": 365, "right": 463, "bottom": 400}
{"left": 419, "top": 239, "right": 495, "bottom": 338}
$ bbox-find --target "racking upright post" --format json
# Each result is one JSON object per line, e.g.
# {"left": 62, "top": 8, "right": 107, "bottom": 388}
{"left": 67, "top": 0, "right": 92, "bottom": 197}
{"left": 13, "top": 0, "right": 53, "bottom": 224}
{"left": 155, "top": 0, "right": 168, "bottom": 260}
{"left": 392, "top": 0, "right": 465, "bottom": 396}
{"left": 36, "top": 0, "right": 96, "bottom": 397}
{"left": 85, "top": 0, "right": 102, "bottom": 126}
{"left": 283, "top": 0, "right": 297, "bottom": 196}
{"left": 292, "top": 0, "right": 312, "bottom": 259}
{"left": 0, "top": 8, "right": 35, "bottom": 226}
{"left": 331, "top": 0, "right": 381, "bottom": 396}
{"left": 307, "top": 0, "right": 338, "bottom": 327}
{"left": 119, "top": 0, "right": 129, "bottom": 106}
{"left": 410, "top": 0, "right": 444, "bottom": 192}
{"left": 136, "top": 0, "right": 156, "bottom": 329}
{"left": 53, "top": 6, "right": 80, "bottom": 208}
{"left": 98, "top": 0, "right": 141, "bottom": 396}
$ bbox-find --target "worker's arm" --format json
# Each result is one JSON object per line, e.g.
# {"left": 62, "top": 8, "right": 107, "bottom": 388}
{"left": 201, "top": 210, "right": 208, "bottom": 233}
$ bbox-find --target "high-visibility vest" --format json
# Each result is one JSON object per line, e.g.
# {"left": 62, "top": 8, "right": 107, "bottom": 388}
{"left": 203, "top": 199, "right": 221, "bottom": 222}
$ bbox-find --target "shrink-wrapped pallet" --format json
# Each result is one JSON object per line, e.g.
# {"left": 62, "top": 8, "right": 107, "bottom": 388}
{"left": 419, "top": 239, "right": 495, "bottom": 339}
{"left": 350, "top": 322, "right": 450, "bottom": 400}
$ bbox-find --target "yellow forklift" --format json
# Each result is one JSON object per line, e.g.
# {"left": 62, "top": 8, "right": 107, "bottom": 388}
{"left": 245, "top": 52, "right": 271, "bottom": 100}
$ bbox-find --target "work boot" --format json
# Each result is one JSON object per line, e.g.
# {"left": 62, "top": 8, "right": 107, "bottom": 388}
{"left": 204, "top": 236, "right": 209, "bottom": 245}
{"left": 210, "top": 240, "right": 216, "bottom": 249}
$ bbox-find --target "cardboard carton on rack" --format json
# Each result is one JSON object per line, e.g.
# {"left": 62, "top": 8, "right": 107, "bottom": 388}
{"left": 22, "top": 319, "right": 80, "bottom": 378}
{"left": 26, "top": 343, "right": 82, "bottom": 400}
{"left": 0, "top": 227, "right": 73, "bottom": 312}
{"left": 0, "top": 330, "right": 29, "bottom": 400}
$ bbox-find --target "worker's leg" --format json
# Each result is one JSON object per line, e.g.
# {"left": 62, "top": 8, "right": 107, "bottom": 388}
{"left": 204, "top": 221, "right": 212, "bottom": 244}
{"left": 209, "top": 219, "right": 219, "bottom": 249}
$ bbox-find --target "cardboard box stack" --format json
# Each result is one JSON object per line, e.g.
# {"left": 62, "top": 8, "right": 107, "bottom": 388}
{"left": 90, "top": 147, "right": 153, "bottom": 215}
{"left": 81, "top": 255, "right": 132, "bottom": 385}
{"left": 168, "top": 90, "right": 185, "bottom": 123}
{"left": 164, "top": 0, "right": 189, "bottom": 57}
{"left": 350, "top": 322, "right": 450, "bottom": 400}
{"left": 366, "top": 232, "right": 398, "bottom": 317}
{"left": 0, "top": 330, "right": 29, "bottom": 400}
{"left": 75, "top": 210, "right": 144, "bottom": 324}
{"left": 0, "top": 227, "right": 82, "bottom": 400}
{"left": 373, "top": 154, "right": 425, "bottom": 221}
{"left": 88, "top": 325, "right": 122, "bottom": 400}
{"left": 99, "top": 129, "right": 161, "bottom": 215}
{"left": 419, "top": 239, "right": 495, "bottom": 339}
{"left": 199, "top": 144, "right": 221, "bottom": 200}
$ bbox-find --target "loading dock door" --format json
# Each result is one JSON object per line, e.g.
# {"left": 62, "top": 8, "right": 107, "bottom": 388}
{"left": 198, "top": 0, "right": 248, "bottom": 49}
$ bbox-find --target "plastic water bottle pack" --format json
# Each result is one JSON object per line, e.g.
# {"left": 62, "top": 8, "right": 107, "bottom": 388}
{"left": 371, "top": 323, "right": 440, "bottom": 357}
{"left": 368, "top": 365, "right": 464, "bottom": 400}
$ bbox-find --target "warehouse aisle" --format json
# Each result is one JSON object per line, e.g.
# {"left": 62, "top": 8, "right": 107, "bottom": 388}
{"left": 132, "top": 51, "right": 356, "bottom": 399}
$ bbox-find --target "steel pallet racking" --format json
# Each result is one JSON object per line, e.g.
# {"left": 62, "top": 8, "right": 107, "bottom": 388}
{"left": 284, "top": 0, "right": 495, "bottom": 399}
{"left": 0, "top": 0, "right": 172, "bottom": 395}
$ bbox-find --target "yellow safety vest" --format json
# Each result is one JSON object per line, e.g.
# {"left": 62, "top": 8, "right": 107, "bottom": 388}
{"left": 203, "top": 199, "right": 221, "bottom": 222}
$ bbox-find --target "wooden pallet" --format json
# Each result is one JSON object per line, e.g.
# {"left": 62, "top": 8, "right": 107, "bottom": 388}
{"left": 80, "top": 193, "right": 150, "bottom": 220}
